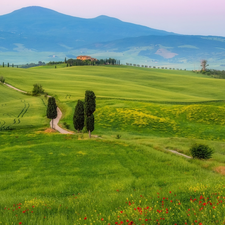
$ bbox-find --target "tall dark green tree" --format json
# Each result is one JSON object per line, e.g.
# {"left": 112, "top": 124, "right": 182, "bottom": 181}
{"left": 3, "top": 62, "right": 4, "bottom": 67}
{"left": 47, "top": 97, "right": 58, "bottom": 129}
{"left": 84, "top": 90, "right": 96, "bottom": 138}
{"left": 7, "top": 63, "right": 9, "bottom": 67}
{"left": 73, "top": 100, "right": 84, "bottom": 132}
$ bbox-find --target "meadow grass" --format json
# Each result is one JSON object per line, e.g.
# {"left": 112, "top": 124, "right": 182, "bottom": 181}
{"left": 1, "top": 65, "right": 225, "bottom": 224}
{"left": 1, "top": 65, "right": 225, "bottom": 102}
{"left": 0, "top": 83, "right": 47, "bottom": 131}
{"left": 0, "top": 133, "right": 225, "bottom": 224}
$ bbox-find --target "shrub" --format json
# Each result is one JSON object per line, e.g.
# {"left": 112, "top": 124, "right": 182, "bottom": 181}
{"left": 0, "top": 76, "right": 5, "bottom": 83}
{"left": 63, "top": 122, "right": 70, "bottom": 129}
{"left": 190, "top": 143, "right": 213, "bottom": 159}
{"left": 32, "top": 84, "right": 45, "bottom": 96}
{"left": 116, "top": 134, "right": 121, "bottom": 139}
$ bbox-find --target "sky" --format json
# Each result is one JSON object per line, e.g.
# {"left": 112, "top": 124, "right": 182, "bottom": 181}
{"left": 1, "top": 0, "right": 225, "bottom": 36}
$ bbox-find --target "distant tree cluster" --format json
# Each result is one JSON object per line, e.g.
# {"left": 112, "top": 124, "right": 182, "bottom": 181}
{"left": 2, "top": 62, "right": 19, "bottom": 68}
{"left": 193, "top": 61, "right": 225, "bottom": 79}
{"left": 201, "top": 69, "right": 225, "bottom": 79}
{"left": 66, "top": 58, "right": 119, "bottom": 66}
{"left": 47, "top": 61, "right": 64, "bottom": 65}
{"left": 20, "top": 61, "right": 45, "bottom": 68}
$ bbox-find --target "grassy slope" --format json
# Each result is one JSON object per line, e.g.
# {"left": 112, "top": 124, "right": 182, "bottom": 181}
{"left": 0, "top": 133, "right": 224, "bottom": 224}
{"left": 1, "top": 65, "right": 225, "bottom": 224}
{"left": 1, "top": 65, "right": 225, "bottom": 102}
{"left": 0, "top": 83, "right": 47, "bottom": 130}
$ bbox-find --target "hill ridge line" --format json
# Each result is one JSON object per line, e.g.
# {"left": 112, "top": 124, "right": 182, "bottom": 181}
{"left": 97, "top": 96, "right": 225, "bottom": 105}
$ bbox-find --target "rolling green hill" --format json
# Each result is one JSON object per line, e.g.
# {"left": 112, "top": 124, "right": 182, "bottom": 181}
{"left": 0, "top": 83, "right": 47, "bottom": 131}
{"left": 1, "top": 65, "right": 225, "bottom": 224}
{"left": 2, "top": 65, "right": 225, "bottom": 102}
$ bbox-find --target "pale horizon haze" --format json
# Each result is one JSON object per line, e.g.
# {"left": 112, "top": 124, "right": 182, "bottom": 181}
{"left": 0, "top": 0, "right": 225, "bottom": 37}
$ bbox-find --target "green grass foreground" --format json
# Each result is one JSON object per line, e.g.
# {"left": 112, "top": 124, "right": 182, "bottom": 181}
{"left": 0, "top": 133, "right": 225, "bottom": 224}
{"left": 1, "top": 65, "right": 225, "bottom": 224}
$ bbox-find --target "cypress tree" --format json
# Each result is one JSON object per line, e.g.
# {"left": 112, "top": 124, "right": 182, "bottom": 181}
{"left": 47, "top": 97, "right": 57, "bottom": 129}
{"left": 84, "top": 90, "right": 96, "bottom": 138}
{"left": 73, "top": 100, "right": 84, "bottom": 132}
{"left": 7, "top": 63, "right": 9, "bottom": 67}
{"left": 3, "top": 62, "right": 4, "bottom": 67}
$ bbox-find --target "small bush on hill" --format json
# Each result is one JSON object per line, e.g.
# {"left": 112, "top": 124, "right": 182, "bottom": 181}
{"left": 116, "top": 134, "right": 121, "bottom": 139}
{"left": 0, "top": 76, "right": 5, "bottom": 83}
{"left": 190, "top": 143, "right": 213, "bottom": 159}
{"left": 63, "top": 122, "right": 70, "bottom": 129}
{"left": 32, "top": 84, "right": 45, "bottom": 96}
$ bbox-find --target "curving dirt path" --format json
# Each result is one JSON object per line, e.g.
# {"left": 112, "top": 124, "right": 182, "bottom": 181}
{"left": 5, "top": 83, "right": 27, "bottom": 93}
{"left": 3, "top": 82, "right": 72, "bottom": 134}
{"left": 168, "top": 149, "right": 192, "bottom": 159}
{"left": 50, "top": 107, "right": 73, "bottom": 134}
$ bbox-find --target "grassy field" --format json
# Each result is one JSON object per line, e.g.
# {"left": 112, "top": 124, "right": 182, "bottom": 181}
{"left": 1, "top": 133, "right": 225, "bottom": 224}
{"left": 1, "top": 65, "right": 225, "bottom": 224}
{"left": 0, "top": 83, "right": 47, "bottom": 131}
{"left": 1, "top": 65, "right": 225, "bottom": 102}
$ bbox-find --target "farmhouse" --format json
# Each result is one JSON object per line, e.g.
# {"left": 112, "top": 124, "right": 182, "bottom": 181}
{"left": 77, "top": 55, "right": 97, "bottom": 61}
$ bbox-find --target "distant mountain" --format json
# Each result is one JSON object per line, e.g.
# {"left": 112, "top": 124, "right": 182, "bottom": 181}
{"left": 0, "top": 6, "right": 177, "bottom": 51}
{"left": 0, "top": 6, "right": 224, "bottom": 69}
{"left": 83, "top": 35, "right": 225, "bottom": 64}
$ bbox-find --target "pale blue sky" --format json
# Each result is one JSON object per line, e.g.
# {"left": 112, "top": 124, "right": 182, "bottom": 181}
{"left": 1, "top": 0, "right": 225, "bottom": 36}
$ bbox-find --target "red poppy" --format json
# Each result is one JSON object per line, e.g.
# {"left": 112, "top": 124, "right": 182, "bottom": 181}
{"left": 19, "top": 223, "right": 22, "bottom": 225}
{"left": 126, "top": 220, "right": 129, "bottom": 222}
{"left": 101, "top": 218, "right": 104, "bottom": 221}
{"left": 120, "top": 211, "right": 123, "bottom": 213}
{"left": 84, "top": 217, "right": 87, "bottom": 220}
{"left": 195, "top": 220, "right": 197, "bottom": 223}
{"left": 115, "top": 223, "right": 118, "bottom": 225}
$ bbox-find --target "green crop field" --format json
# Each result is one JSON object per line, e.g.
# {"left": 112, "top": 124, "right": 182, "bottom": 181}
{"left": 1, "top": 65, "right": 225, "bottom": 102}
{"left": 1, "top": 65, "right": 225, "bottom": 224}
{"left": 0, "top": 84, "right": 47, "bottom": 131}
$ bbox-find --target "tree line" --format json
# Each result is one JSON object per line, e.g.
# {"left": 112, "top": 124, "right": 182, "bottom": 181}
{"left": 48, "top": 58, "right": 120, "bottom": 66}
{"left": 196, "top": 69, "right": 225, "bottom": 79}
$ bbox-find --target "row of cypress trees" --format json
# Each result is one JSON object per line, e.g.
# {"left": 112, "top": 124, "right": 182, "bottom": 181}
{"left": 73, "top": 90, "right": 96, "bottom": 138}
{"left": 46, "top": 90, "right": 96, "bottom": 138}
